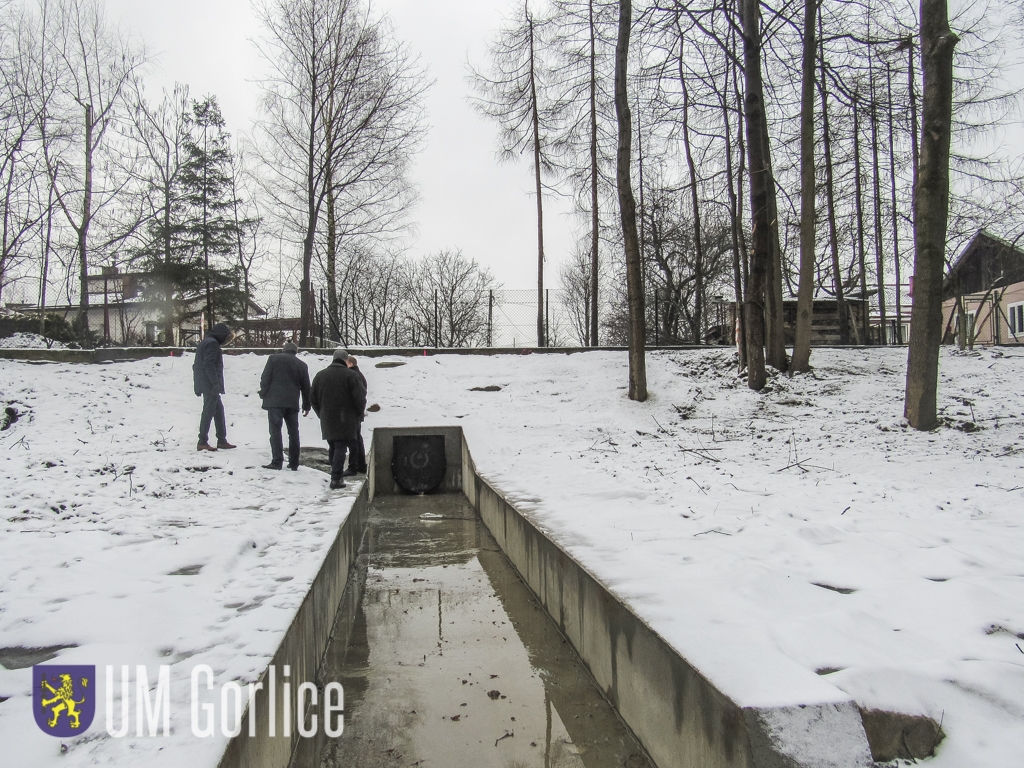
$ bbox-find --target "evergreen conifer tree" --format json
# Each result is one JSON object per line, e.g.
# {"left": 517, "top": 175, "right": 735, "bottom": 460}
{"left": 179, "top": 95, "right": 245, "bottom": 328}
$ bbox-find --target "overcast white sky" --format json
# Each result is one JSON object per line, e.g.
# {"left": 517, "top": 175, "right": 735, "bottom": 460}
{"left": 104, "top": 0, "right": 578, "bottom": 290}
{"left": 99, "top": 0, "right": 1024, "bottom": 291}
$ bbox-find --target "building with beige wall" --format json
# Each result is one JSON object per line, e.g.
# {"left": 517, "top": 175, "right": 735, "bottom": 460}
{"left": 941, "top": 231, "right": 1024, "bottom": 347}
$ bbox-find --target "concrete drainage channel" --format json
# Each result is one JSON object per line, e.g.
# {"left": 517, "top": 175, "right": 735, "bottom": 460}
{"left": 217, "top": 426, "right": 925, "bottom": 768}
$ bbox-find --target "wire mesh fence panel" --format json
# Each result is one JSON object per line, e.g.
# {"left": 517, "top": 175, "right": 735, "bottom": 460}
{"left": 236, "top": 284, "right": 590, "bottom": 349}
{"left": 487, "top": 289, "right": 582, "bottom": 347}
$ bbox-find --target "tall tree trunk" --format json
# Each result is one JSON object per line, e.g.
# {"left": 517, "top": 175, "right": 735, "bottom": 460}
{"left": 853, "top": 95, "right": 870, "bottom": 343}
{"left": 870, "top": 69, "right": 888, "bottom": 344}
{"left": 0, "top": 152, "right": 15, "bottom": 306}
{"left": 887, "top": 63, "right": 904, "bottom": 344}
{"left": 764, "top": 152, "right": 787, "bottom": 370}
{"left": 740, "top": 0, "right": 769, "bottom": 390}
{"left": 722, "top": 32, "right": 745, "bottom": 368}
{"left": 231, "top": 185, "right": 251, "bottom": 345}
{"left": 907, "top": 37, "right": 920, "bottom": 204}
{"left": 614, "top": 0, "right": 646, "bottom": 400}
{"left": 732, "top": 19, "right": 750, "bottom": 360}
{"left": 299, "top": 73, "right": 318, "bottom": 347}
{"left": 78, "top": 104, "right": 94, "bottom": 344}
{"left": 905, "top": 0, "right": 957, "bottom": 429}
{"left": 326, "top": 171, "right": 338, "bottom": 342}
{"left": 163, "top": 189, "right": 174, "bottom": 344}
{"left": 202, "top": 123, "right": 213, "bottom": 327}
{"left": 791, "top": 0, "right": 817, "bottom": 373}
{"left": 819, "top": 18, "right": 847, "bottom": 344}
{"left": 527, "top": 11, "right": 546, "bottom": 347}
{"left": 679, "top": 53, "right": 704, "bottom": 344}
{"left": 39, "top": 180, "right": 55, "bottom": 341}
{"left": 588, "top": 0, "right": 600, "bottom": 347}
{"left": 635, "top": 87, "right": 648, "bottom": 337}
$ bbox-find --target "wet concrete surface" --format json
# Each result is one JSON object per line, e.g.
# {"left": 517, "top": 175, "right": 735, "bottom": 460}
{"left": 291, "top": 493, "right": 652, "bottom": 768}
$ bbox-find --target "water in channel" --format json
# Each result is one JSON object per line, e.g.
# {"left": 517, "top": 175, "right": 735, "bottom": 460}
{"left": 290, "top": 493, "right": 652, "bottom": 768}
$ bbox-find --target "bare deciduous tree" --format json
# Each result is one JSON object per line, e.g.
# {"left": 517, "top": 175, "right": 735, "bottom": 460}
{"left": 409, "top": 249, "right": 496, "bottom": 348}
{"left": 129, "top": 83, "right": 190, "bottom": 343}
{"left": 790, "top": 0, "right": 817, "bottom": 373}
{"left": 560, "top": 243, "right": 595, "bottom": 345}
{"left": 614, "top": 0, "right": 646, "bottom": 400}
{"left": 905, "top": 0, "right": 958, "bottom": 430}
{"left": 740, "top": 0, "right": 770, "bottom": 390}
{"left": 470, "top": 1, "right": 559, "bottom": 347}
{"left": 254, "top": 0, "right": 427, "bottom": 345}
{"left": 0, "top": 3, "right": 53, "bottom": 306}
{"left": 548, "top": 0, "right": 618, "bottom": 346}
{"left": 45, "top": 0, "right": 146, "bottom": 342}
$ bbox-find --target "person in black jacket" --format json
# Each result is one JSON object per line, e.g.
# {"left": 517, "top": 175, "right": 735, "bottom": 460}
{"left": 310, "top": 348, "right": 367, "bottom": 489}
{"left": 193, "top": 323, "right": 236, "bottom": 451}
{"left": 259, "top": 341, "right": 311, "bottom": 470}
{"left": 344, "top": 355, "right": 368, "bottom": 476}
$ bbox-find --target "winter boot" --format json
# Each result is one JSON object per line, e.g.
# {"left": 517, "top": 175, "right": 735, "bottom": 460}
{"left": 217, "top": 440, "right": 237, "bottom": 450}
{"left": 197, "top": 441, "right": 217, "bottom": 451}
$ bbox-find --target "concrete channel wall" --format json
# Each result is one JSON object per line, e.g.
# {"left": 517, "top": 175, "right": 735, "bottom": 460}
{"left": 454, "top": 430, "right": 874, "bottom": 768}
{"left": 216, "top": 482, "right": 370, "bottom": 768}
{"left": 217, "top": 425, "right": 874, "bottom": 768}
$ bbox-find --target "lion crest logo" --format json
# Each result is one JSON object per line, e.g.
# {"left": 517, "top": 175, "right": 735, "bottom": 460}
{"left": 33, "top": 665, "right": 95, "bottom": 737}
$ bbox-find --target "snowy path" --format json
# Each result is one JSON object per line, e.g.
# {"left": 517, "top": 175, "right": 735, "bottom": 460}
{"left": 0, "top": 355, "right": 363, "bottom": 766}
{"left": 2, "top": 347, "right": 1023, "bottom": 765}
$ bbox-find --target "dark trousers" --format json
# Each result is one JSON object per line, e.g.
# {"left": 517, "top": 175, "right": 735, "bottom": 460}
{"left": 327, "top": 439, "right": 355, "bottom": 481}
{"left": 199, "top": 392, "right": 226, "bottom": 444}
{"left": 267, "top": 407, "right": 300, "bottom": 468}
{"left": 353, "top": 422, "right": 367, "bottom": 472}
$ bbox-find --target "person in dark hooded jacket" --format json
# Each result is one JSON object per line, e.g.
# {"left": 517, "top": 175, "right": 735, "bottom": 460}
{"left": 259, "top": 341, "right": 311, "bottom": 470}
{"left": 310, "top": 348, "right": 366, "bottom": 489}
{"left": 193, "top": 323, "right": 236, "bottom": 451}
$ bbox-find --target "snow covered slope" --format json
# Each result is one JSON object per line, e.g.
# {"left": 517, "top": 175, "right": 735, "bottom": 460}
{"left": 0, "top": 354, "right": 365, "bottom": 766}
{"left": 1, "top": 346, "right": 1023, "bottom": 766}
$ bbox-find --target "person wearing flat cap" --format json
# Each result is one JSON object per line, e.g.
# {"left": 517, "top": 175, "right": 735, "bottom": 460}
{"left": 310, "top": 348, "right": 366, "bottom": 489}
{"left": 259, "top": 341, "right": 311, "bottom": 470}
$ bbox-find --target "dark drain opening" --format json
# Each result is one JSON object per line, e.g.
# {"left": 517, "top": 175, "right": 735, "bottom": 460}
{"left": 392, "top": 434, "right": 447, "bottom": 494}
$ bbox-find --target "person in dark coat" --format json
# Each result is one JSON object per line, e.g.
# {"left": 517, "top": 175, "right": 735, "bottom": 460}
{"left": 310, "top": 349, "right": 367, "bottom": 489}
{"left": 259, "top": 341, "right": 311, "bottom": 470}
{"left": 345, "top": 355, "right": 368, "bottom": 476}
{"left": 193, "top": 323, "right": 236, "bottom": 451}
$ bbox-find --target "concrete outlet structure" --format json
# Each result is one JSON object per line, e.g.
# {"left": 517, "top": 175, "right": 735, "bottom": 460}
{"left": 217, "top": 426, "right": 876, "bottom": 768}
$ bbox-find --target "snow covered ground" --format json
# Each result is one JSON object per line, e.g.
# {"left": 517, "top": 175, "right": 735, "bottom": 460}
{"left": 2, "top": 346, "right": 1023, "bottom": 766}
{"left": 0, "top": 354, "right": 366, "bottom": 766}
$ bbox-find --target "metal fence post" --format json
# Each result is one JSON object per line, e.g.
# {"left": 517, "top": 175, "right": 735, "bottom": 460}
{"left": 545, "top": 289, "right": 550, "bottom": 347}
{"left": 434, "top": 289, "right": 439, "bottom": 348}
{"left": 488, "top": 290, "right": 493, "bottom": 347}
